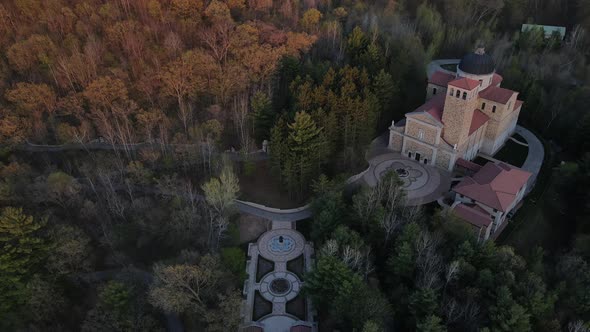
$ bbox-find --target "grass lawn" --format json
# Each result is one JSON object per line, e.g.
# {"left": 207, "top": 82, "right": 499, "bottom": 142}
{"left": 493, "top": 139, "right": 529, "bottom": 167}
{"left": 497, "top": 173, "right": 569, "bottom": 256}
{"left": 238, "top": 160, "right": 307, "bottom": 209}
{"left": 441, "top": 63, "right": 458, "bottom": 72}
{"left": 497, "top": 136, "right": 566, "bottom": 256}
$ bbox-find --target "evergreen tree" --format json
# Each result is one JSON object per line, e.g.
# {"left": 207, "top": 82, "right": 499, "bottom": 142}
{"left": 489, "top": 286, "right": 531, "bottom": 332}
{"left": 409, "top": 287, "right": 439, "bottom": 320}
{"left": 251, "top": 91, "right": 274, "bottom": 143}
{"left": 417, "top": 315, "right": 447, "bottom": 332}
{"left": 0, "top": 207, "right": 47, "bottom": 324}
{"left": 304, "top": 255, "right": 356, "bottom": 308}
{"left": 269, "top": 116, "right": 288, "bottom": 180}
{"left": 373, "top": 69, "right": 400, "bottom": 127}
{"left": 332, "top": 276, "right": 391, "bottom": 330}
{"left": 286, "top": 111, "right": 325, "bottom": 196}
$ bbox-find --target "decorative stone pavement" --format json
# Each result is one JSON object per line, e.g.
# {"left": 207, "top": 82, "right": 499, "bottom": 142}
{"left": 258, "top": 229, "right": 306, "bottom": 263}
{"left": 259, "top": 271, "right": 301, "bottom": 303}
{"left": 241, "top": 221, "right": 317, "bottom": 332}
{"left": 363, "top": 153, "right": 451, "bottom": 206}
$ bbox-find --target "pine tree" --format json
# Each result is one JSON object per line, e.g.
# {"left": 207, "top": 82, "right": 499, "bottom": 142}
{"left": 0, "top": 207, "right": 47, "bottom": 319}
{"left": 373, "top": 69, "right": 400, "bottom": 126}
{"left": 251, "top": 91, "right": 274, "bottom": 143}
{"left": 417, "top": 315, "right": 447, "bottom": 332}
{"left": 269, "top": 116, "right": 288, "bottom": 180}
{"left": 286, "top": 111, "right": 324, "bottom": 196}
{"left": 489, "top": 286, "right": 531, "bottom": 332}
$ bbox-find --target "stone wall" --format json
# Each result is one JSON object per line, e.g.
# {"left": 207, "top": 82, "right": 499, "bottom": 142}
{"left": 404, "top": 139, "right": 435, "bottom": 164}
{"left": 442, "top": 88, "right": 479, "bottom": 146}
{"left": 436, "top": 150, "right": 452, "bottom": 170}
{"left": 406, "top": 119, "right": 439, "bottom": 145}
{"left": 484, "top": 104, "right": 520, "bottom": 154}
{"left": 389, "top": 131, "right": 403, "bottom": 151}
{"left": 426, "top": 83, "right": 447, "bottom": 100}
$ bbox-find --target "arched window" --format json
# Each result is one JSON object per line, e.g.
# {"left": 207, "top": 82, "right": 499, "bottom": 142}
{"left": 433, "top": 87, "right": 437, "bottom": 95}
{"left": 492, "top": 105, "right": 497, "bottom": 113}
{"left": 482, "top": 102, "right": 486, "bottom": 110}
{"left": 456, "top": 90, "right": 460, "bottom": 98}
{"left": 424, "top": 159, "right": 428, "bottom": 164}
{"left": 462, "top": 92, "right": 467, "bottom": 100}
{"left": 408, "top": 152, "right": 412, "bottom": 158}
{"left": 418, "top": 129, "right": 424, "bottom": 140}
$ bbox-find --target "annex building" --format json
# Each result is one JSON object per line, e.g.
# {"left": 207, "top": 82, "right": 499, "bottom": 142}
{"left": 388, "top": 48, "right": 524, "bottom": 171}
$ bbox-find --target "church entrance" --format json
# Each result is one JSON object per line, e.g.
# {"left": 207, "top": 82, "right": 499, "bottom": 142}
{"left": 415, "top": 153, "right": 421, "bottom": 161}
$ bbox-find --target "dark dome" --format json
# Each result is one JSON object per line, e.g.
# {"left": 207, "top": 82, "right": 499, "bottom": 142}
{"left": 458, "top": 51, "right": 495, "bottom": 75}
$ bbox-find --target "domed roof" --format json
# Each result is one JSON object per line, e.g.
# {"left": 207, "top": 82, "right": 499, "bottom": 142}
{"left": 458, "top": 48, "right": 495, "bottom": 75}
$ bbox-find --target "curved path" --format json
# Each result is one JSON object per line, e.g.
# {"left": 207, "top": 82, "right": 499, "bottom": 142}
{"left": 8, "top": 141, "right": 269, "bottom": 161}
{"left": 514, "top": 125, "right": 544, "bottom": 192}
{"left": 234, "top": 200, "right": 312, "bottom": 222}
{"left": 427, "top": 59, "right": 460, "bottom": 78}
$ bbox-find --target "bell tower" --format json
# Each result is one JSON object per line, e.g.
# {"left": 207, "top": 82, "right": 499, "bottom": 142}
{"left": 442, "top": 78, "right": 479, "bottom": 147}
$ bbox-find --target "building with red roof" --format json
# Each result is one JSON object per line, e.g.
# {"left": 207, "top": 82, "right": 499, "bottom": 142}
{"left": 451, "top": 162, "right": 531, "bottom": 241}
{"left": 389, "top": 48, "right": 524, "bottom": 171}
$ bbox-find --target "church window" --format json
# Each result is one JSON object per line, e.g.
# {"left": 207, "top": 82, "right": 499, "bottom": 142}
{"left": 433, "top": 87, "right": 437, "bottom": 95}
{"left": 418, "top": 129, "right": 424, "bottom": 140}
{"left": 492, "top": 105, "right": 497, "bottom": 113}
{"left": 462, "top": 92, "right": 467, "bottom": 100}
{"left": 456, "top": 90, "right": 460, "bottom": 98}
{"left": 482, "top": 102, "right": 486, "bottom": 110}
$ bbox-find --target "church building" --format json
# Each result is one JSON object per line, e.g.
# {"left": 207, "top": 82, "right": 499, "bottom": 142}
{"left": 388, "top": 48, "right": 523, "bottom": 171}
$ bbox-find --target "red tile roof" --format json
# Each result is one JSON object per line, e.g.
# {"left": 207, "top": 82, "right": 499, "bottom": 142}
{"left": 479, "top": 85, "right": 516, "bottom": 104}
{"left": 453, "top": 162, "right": 532, "bottom": 212}
{"left": 429, "top": 71, "right": 456, "bottom": 87}
{"left": 408, "top": 94, "right": 445, "bottom": 124}
{"left": 469, "top": 110, "right": 490, "bottom": 135}
{"left": 492, "top": 73, "right": 503, "bottom": 86}
{"left": 452, "top": 203, "right": 492, "bottom": 228}
{"left": 449, "top": 77, "right": 480, "bottom": 91}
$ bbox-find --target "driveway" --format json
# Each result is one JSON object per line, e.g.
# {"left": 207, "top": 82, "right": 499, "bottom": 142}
{"left": 514, "top": 126, "right": 544, "bottom": 192}
{"left": 234, "top": 200, "right": 312, "bottom": 222}
{"left": 427, "top": 59, "right": 460, "bottom": 78}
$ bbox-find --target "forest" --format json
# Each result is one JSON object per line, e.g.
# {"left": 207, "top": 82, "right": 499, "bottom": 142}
{"left": 1, "top": 0, "right": 590, "bottom": 331}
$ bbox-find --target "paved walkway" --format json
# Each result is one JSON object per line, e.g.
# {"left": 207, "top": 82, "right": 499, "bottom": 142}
{"left": 363, "top": 152, "right": 452, "bottom": 206}
{"left": 427, "top": 59, "right": 460, "bottom": 78}
{"left": 514, "top": 125, "right": 544, "bottom": 192}
{"left": 241, "top": 221, "right": 316, "bottom": 332}
{"left": 234, "top": 200, "right": 312, "bottom": 222}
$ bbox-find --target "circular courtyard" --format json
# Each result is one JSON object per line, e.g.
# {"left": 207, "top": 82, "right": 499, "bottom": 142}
{"left": 257, "top": 228, "right": 305, "bottom": 262}
{"left": 259, "top": 271, "right": 301, "bottom": 303}
{"left": 364, "top": 154, "right": 450, "bottom": 205}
